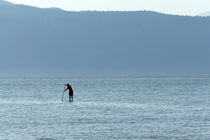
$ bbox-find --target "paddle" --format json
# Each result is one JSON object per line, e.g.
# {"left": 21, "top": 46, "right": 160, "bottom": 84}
{"left": 61, "top": 85, "right": 65, "bottom": 101}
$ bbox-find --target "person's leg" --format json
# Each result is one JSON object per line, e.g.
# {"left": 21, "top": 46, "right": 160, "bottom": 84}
{"left": 69, "top": 94, "right": 71, "bottom": 102}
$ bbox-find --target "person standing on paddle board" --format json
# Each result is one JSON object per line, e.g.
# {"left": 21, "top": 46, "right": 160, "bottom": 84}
{"left": 64, "top": 83, "right": 74, "bottom": 102}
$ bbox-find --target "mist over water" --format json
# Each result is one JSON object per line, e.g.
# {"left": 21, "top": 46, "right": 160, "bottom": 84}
{"left": 0, "top": 77, "right": 210, "bottom": 139}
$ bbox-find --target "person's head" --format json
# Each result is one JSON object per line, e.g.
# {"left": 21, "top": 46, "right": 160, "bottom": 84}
{"left": 65, "top": 83, "right": 70, "bottom": 86}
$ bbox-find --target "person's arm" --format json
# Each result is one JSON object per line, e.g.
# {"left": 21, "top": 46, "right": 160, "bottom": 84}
{"left": 64, "top": 87, "right": 68, "bottom": 92}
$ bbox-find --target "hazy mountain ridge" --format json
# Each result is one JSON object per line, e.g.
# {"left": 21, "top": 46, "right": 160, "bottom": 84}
{"left": 0, "top": 0, "right": 12, "bottom": 5}
{"left": 198, "top": 11, "right": 210, "bottom": 17}
{"left": 0, "top": 0, "right": 210, "bottom": 76}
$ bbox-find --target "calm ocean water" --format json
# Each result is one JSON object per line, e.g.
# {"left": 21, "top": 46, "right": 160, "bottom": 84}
{"left": 0, "top": 77, "right": 210, "bottom": 140}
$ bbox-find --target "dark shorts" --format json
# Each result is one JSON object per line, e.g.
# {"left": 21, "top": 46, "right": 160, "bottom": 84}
{"left": 69, "top": 92, "right": 73, "bottom": 96}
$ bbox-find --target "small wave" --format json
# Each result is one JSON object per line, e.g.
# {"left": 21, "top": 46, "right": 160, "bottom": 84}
{"left": 74, "top": 101, "right": 210, "bottom": 110}
{"left": 0, "top": 100, "right": 62, "bottom": 105}
{"left": 38, "top": 138, "right": 56, "bottom": 140}
{"left": 74, "top": 101, "right": 144, "bottom": 109}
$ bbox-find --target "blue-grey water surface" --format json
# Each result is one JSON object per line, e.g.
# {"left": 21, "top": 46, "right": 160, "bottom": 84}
{"left": 0, "top": 77, "right": 210, "bottom": 140}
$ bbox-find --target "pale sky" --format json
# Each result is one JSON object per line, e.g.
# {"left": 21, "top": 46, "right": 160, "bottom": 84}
{"left": 5, "top": 0, "right": 210, "bottom": 16}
